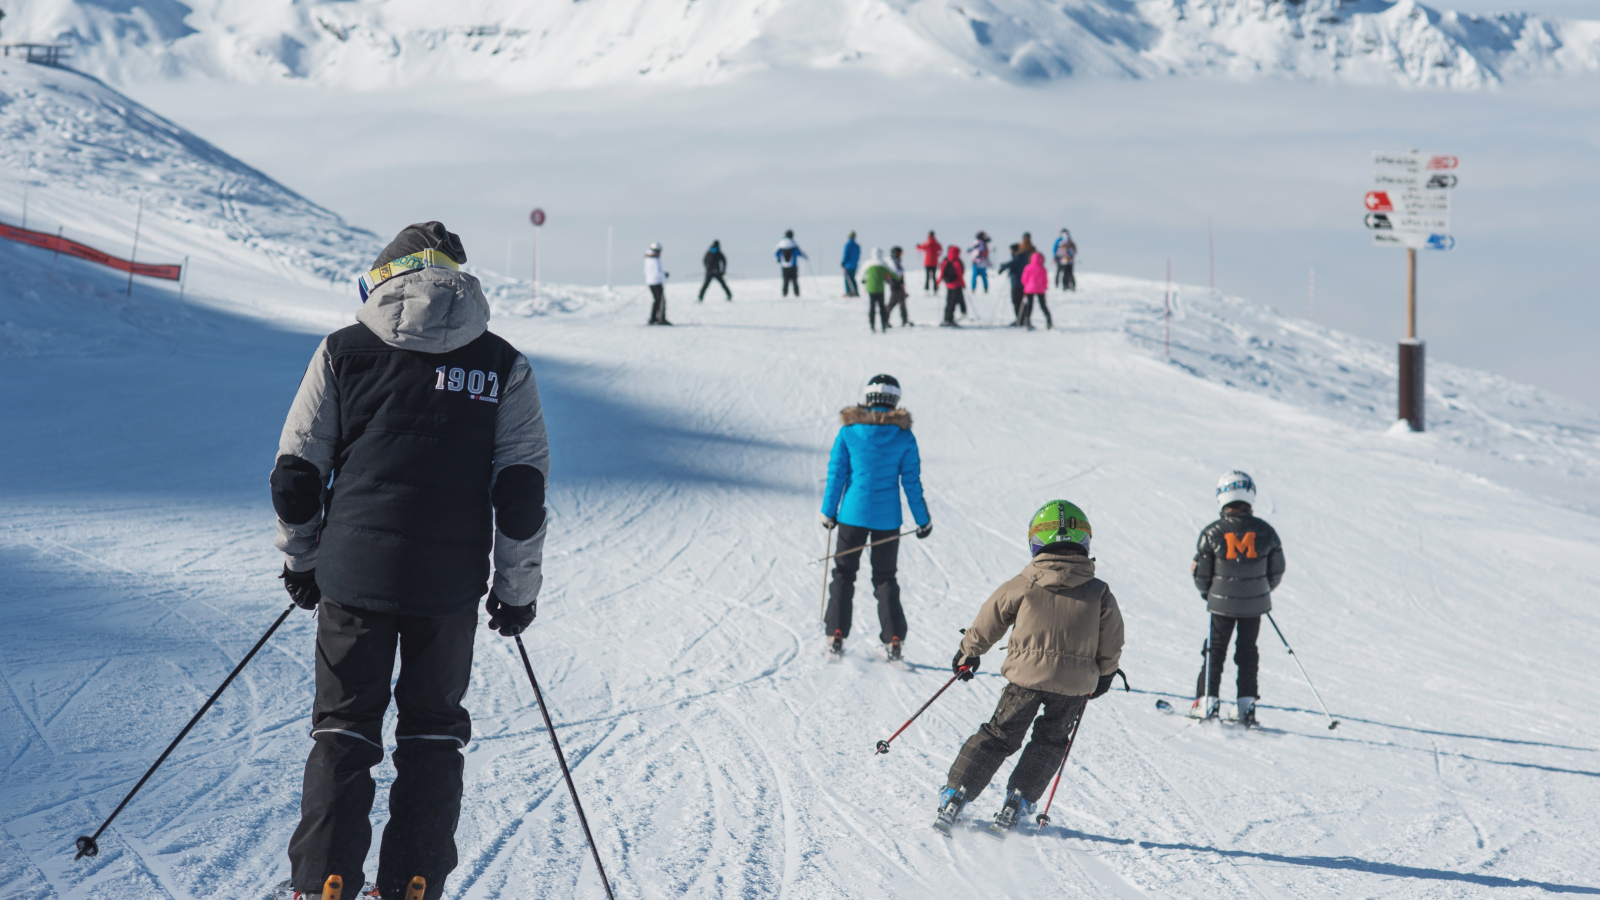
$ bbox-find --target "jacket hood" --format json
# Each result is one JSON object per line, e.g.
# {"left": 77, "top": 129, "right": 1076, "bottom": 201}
{"left": 840, "top": 406, "right": 912, "bottom": 430}
{"left": 1025, "top": 253, "right": 1046, "bottom": 271}
{"left": 869, "top": 247, "right": 888, "bottom": 267}
{"left": 946, "top": 246, "right": 961, "bottom": 259}
{"left": 777, "top": 238, "right": 798, "bottom": 250}
{"left": 356, "top": 267, "right": 490, "bottom": 354}
{"left": 1025, "top": 551, "right": 1097, "bottom": 589}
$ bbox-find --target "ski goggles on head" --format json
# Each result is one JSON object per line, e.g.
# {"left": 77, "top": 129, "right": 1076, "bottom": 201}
{"left": 358, "top": 248, "right": 460, "bottom": 301}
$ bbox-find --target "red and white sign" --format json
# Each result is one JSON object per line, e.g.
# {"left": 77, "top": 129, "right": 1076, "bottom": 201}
{"left": 1365, "top": 191, "right": 1393, "bottom": 211}
{"left": 529, "top": 208, "right": 546, "bottom": 227}
{"left": 1425, "top": 155, "right": 1459, "bottom": 171}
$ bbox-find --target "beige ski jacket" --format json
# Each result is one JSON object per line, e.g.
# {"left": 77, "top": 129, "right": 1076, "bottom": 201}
{"left": 958, "top": 551, "right": 1125, "bottom": 697}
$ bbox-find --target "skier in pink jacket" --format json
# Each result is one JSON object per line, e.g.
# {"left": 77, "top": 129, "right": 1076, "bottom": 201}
{"left": 1019, "top": 250, "right": 1052, "bottom": 330}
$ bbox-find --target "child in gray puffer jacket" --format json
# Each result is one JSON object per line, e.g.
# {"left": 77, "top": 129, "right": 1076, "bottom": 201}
{"left": 1191, "top": 471, "right": 1284, "bottom": 725}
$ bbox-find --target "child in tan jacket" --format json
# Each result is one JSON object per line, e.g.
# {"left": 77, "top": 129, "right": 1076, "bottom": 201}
{"left": 937, "top": 500, "right": 1125, "bottom": 835}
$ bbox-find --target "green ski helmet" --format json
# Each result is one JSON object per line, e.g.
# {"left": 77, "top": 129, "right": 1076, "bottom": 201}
{"left": 1028, "top": 500, "right": 1092, "bottom": 556}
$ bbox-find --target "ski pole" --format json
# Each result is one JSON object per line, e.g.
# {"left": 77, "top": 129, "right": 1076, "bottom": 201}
{"left": 75, "top": 602, "right": 296, "bottom": 860}
{"left": 875, "top": 665, "right": 972, "bottom": 754}
{"left": 1035, "top": 707, "right": 1085, "bottom": 829}
{"left": 1266, "top": 612, "right": 1340, "bottom": 730}
{"left": 1034, "top": 669, "right": 1127, "bottom": 829}
{"left": 513, "top": 635, "right": 616, "bottom": 900}
{"left": 818, "top": 526, "right": 833, "bottom": 623}
{"left": 813, "top": 529, "right": 916, "bottom": 563}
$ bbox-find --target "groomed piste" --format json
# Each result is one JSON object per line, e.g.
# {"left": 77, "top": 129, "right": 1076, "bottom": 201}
{"left": 2, "top": 44, "right": 1600, "bottom": 900}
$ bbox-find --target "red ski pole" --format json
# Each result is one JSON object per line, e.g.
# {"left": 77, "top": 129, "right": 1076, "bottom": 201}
{"left": 1034, "top": 706, "right": 1086, "bottom": 829}
{"left": 875, "top": 665, "right": 972, "bottom": 754}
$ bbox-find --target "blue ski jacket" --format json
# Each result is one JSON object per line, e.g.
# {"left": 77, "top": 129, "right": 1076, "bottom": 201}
{"left": 822, "top": 406, "right": 930, "bottom": 531}
{"left": 841, "top": 238, "right": 861, "bottom": 270}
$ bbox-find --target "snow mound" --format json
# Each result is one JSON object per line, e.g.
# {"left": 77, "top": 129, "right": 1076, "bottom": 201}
{"left": 6, "top": 0, "right": 1599, "bottom": 90}
{"left": 0, "top": 59, "right": 379, "bottom": 285}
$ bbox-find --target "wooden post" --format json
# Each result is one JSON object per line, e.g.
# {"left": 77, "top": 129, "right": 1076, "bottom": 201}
{"left": 125, "top": 194, "right": 143, "bottom": 297}
{"left": 1405, "top": 247, "right": 1417, "bottom": 339}
{"left": 1399, "top": 247, "right": 1424, "bottom": 431}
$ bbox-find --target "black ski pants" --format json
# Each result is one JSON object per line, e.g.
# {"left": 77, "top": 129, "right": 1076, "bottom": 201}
{"left": 923, "top": 265, "right": 938, "bottom": 292}
{"left": 1010, "top": 284, "right": 1024, "bottom": 324}
{"left": 824, "top": 524, "right": 905, "bottom": 644}
{"left": 947, "top": 683, "right": 1087, "bottom": 804}
{"left": 885, "top": 285, "right": 911, "bottom": 325}
{"left": 289, "top": 600, "right": 476, "bottom": 900}
{"left": 943, "top": 287, "right": 966, "bottom": 324}
{"left": 1062, "top": 263, "right": 1076, "bottom": 291}
{"left": 867, "top": 291, "right": 890, "bottom": 331}
{"left": 1019, "top": 293, "right": 1051, "bottom": 328}
{"left": 781, "top": 266, "right": 801, "bottom": 296}
{"left": 1198, "top": 613, "right": 1261, "bottom": 699}
{"left": 648, "top": 284, "right": 668, "bottom": 323}
{"left": 699, "top": 272, "right": 731, "bottom": 301}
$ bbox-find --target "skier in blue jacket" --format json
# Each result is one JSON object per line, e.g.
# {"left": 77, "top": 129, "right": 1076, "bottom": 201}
{"left": 841, "top": 231, "right": 861, "bottom": 297}
{"left": 820, "top": 374, "right": 933, "bottom": 660}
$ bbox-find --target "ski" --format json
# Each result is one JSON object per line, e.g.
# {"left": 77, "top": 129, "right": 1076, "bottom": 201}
{"left": 1154, "top": 698, "right": 1213, "bottom": 721}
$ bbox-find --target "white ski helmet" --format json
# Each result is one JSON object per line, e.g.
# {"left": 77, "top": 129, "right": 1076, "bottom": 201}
{"left": 1215, "top": 471, "right": 1256, "bottom": 509}
{"left": 863, "top": 374, "right": 901, "bottom": 408}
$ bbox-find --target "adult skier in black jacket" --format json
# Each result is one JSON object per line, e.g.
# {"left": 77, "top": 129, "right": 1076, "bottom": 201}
{"left": 1190, "top": 471, "right": 1284, "bottom": 725}
{"left": 271, "top": 222, "right": 550, "bottom": 900}
{"left": 700, "top": 239, "right": 732, "bottom": 301}
{"left": 995, "top": 243, "right": 1027, "bottom": 326}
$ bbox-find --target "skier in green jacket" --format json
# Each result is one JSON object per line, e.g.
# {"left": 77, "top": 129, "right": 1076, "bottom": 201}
{"left": 861, "top": 248, "right": 902, "bottom": 333}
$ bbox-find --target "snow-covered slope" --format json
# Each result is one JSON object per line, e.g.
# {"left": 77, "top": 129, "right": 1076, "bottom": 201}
{"left": 7, "top": 0, "right": 1600, "bottom": 90}
{"left": 0, "top": 59, "right": 378, "bottom": 289}
{"left": 4, "top": 220, "right": 1600, "bottom": 898}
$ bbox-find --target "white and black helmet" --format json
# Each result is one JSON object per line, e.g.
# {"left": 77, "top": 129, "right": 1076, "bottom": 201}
{"left": 863, "top": 374, "right": 901, "bottom": 409}
{"left": 1215, "top": 470, "right": 1257, "bottom": 509}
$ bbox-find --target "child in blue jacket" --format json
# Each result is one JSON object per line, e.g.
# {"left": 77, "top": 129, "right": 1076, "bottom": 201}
{"left": 820, "top": 374, "right": 933, "bottom": 659}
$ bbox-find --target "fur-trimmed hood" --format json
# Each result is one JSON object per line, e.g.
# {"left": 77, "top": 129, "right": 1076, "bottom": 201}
{"left": 840, "top": 406, "right": 912, "bottom": 430}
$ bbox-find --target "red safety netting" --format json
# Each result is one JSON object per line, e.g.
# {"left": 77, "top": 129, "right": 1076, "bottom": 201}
{"left": 0, "top": 221, "right": 182, "bottom": 280}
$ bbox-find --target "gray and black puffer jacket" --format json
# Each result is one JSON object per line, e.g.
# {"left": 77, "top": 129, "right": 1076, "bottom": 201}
{"left": 270, "top": 267, "right": 549, "bottom": 616}
{"left": 1192, "top": 513, "right": 1285, "bottom": 618}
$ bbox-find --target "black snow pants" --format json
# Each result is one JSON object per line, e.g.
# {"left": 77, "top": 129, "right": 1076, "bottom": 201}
{"left": 1062, "top": 263, "right": 1076, "bottom": 291}
{"left": 824, "top": 524, "right": 905, "bottom": 644}
{"left": 943, "top": 287, "right": 965, "bottom": 324}
{"left": 947, "top": 683, "right": 1087, "bottom": 804}
{"left": 288, "top": 600, "right": 476, "bottom": 900}
{"left": 699, "top": 273, "right": 731, "bottom": 301}
{"left": 1197, "top": 613, "right": 1261, "bottom": 699}
{"left": 923, "top": 265, "right": 938, "bottom": 292}
{"left": 868, "top": 291, "right": 890, "bottom": 331}
{"left": 781, "top": 266, "right": 801, "bottom": 296}
{"left": 886, "top": 283, "right": 911, "bottom": 325}
{"left": 1010, "top": 284, "right": 1024, "bottom": 324}
{"left": 648, "top": 284, "right": 668, "bottom": 323}
{"left": 1020, "top": 293, "right": 1051, "bottom": 329}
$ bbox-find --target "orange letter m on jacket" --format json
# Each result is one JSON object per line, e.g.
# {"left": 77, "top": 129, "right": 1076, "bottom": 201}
{"left": 1224, "top": 532, "right": 1258, "bottom": 560}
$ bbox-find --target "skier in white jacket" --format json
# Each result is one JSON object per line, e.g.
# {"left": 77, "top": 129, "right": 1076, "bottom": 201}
{"left": 645, "top": 243, "right": 670, "bottom": 326}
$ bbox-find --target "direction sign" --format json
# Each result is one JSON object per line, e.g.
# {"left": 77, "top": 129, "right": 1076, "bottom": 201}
{"left": 1372, "top": 231, "right": 1453, "bottom": 250}
{"left": 529, "top": 208, "right": 546, "bottom": 227}
{"left": 1364, "top": 212, "right": 1449, "bottom": 232}
{"left": 1365, "top": 190, "right": 1449, "bottom": 213}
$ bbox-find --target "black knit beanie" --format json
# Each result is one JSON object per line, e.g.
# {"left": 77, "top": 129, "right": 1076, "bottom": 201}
{"left": 372, "top": 221, "right": 466, "bottom": 269}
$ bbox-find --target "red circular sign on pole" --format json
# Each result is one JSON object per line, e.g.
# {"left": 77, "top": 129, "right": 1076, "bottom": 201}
{"left": 529, "top": 208, "right": 546, "bottom": 227}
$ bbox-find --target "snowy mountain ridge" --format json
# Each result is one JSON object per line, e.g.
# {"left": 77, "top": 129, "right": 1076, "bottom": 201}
{"left": 6, "top": 0, "right": 1600, "bottom": 91}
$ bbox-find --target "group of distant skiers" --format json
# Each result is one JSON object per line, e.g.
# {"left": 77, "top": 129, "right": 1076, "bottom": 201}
{"left": 231, "top": 221, "right": 1279, "bottom": 896}
{"left": 640, "top": 227, "right": 1078, "bottom": 330}
{"left": 817, "top": 373, "right": 1283, "bottom": 835}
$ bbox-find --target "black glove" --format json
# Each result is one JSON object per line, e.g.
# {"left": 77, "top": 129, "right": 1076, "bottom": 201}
{"left": 916, "top": 521, "right": 933, "bottom": 539}
{"left": 486, "top": 592, "right": 535, "bottom": 637}
{"left": 820, "top": 514, "right": 837, "bottom": 530}
{"left": 1090, "top": 672, "right": 1115, "bottom": 699}
{"left": 952, "top": 651, "right": 979, "bottom": 680}
{"left": 280, "top": 565, "right": 320, "bottom": 611}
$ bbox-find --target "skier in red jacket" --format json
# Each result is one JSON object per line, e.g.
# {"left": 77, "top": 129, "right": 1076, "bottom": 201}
{"left": 939, "top": 245, "right": 966, "bottom": 326}
{"left": 916, "top": 232, "right": 942, "bottom": 294}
